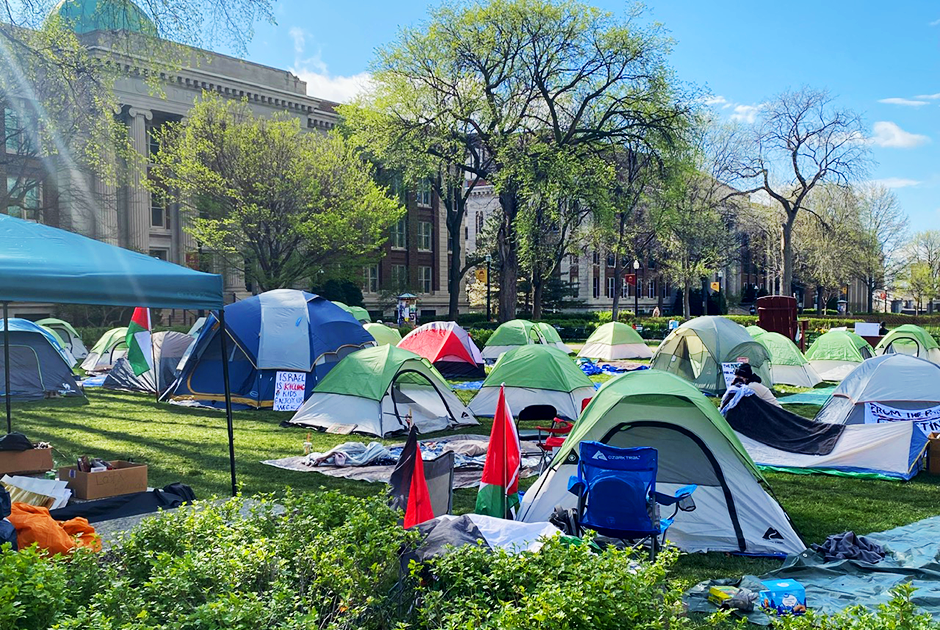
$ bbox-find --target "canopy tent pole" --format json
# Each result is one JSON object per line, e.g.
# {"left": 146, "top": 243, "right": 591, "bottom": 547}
{"left": 3, "top": 302, "right": 10, "bottom": 434}
{"left": 218, "top": 308, "right": 237, "bottom": 496}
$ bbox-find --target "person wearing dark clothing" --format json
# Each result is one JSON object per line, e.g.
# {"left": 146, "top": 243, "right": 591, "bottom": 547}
{"left": 722, "top": 363, "right": 781, "bottom": 408}
{"left": 879, "top": 322, "right": 889, "bottom": 336}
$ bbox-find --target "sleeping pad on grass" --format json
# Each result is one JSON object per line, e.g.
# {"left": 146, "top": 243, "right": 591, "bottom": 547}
{"left": 685, "top": 514, "right": 940, "bottom": 624}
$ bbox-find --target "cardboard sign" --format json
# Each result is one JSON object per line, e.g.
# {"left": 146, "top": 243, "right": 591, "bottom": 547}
{"left": 722, "top": 363, "right": 739, "bottom": 389}
{"left": 274, "top": 371, "right": 307, "bottom": 411}
{"left": 855, "top": 322, "right": 880, "bottom": 337}
{"left": 865, "top": 402, "right": 940, "bottom": 434}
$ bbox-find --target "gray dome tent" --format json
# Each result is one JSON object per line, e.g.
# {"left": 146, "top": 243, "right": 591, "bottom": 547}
{"left": 103, "top": 331, "right": 194, "bottom": 396}
{"left": 0, "top": 319, "right": 83, "bottom": 401}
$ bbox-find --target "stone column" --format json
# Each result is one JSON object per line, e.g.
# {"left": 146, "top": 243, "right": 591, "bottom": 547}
{"left": 125, "top": 107, "right": 152, "bottom": 253}
{"left": 94, "top": 147, "right": 120, "bottom": 245}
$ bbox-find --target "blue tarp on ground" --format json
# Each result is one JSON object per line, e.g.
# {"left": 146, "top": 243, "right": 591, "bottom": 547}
{"left": 0, "top": 214, "right": 222, "bottom": 309}
{"left": 687, "top": 514, "right": 940, "bottom": 623}
{"left": 779, "top": 386, "right": 837, "bottom": 406}
{"left": 450, "top": 380, "right": 484, "bottom": 390}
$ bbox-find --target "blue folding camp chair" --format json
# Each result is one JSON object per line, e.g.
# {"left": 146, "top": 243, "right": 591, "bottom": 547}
{"left": 567, "top": 441, "right": 696, "bottom": 560}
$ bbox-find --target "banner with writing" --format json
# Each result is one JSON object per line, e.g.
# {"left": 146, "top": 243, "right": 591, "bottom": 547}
{"left": 274, "top": 371, "right": 307, "bottom": 411}
{"left": 864, "top": 402, "right": 940, "bottom": 433}
{"left": 721, "top": 363, "right": 738, "bottom": 389}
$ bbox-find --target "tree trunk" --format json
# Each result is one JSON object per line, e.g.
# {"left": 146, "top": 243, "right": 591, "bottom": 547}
{"left": 496, "top": 189, "right": 519, "bottom": 323}
{"left": 866, "top": 276, "right": 874, "bottom": 314}
{"left": 816, "top": 286, "right": 824, "bottom": 316}
{"left": 781, "top": 213, "right": 796, "bottom": 297}
{"left": 532, "top": 275, "right": 544, "bottom": 320}
{"left": 611, "top": 257, "right": 623, "bottom": 319}
{"left": 446, "top": 187, "right": 464, "bottom": 321}
{"left": 701, "top": 277, "right": 708, "bottom": 315}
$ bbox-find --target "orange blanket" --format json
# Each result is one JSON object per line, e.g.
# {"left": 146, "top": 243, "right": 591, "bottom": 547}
{"left": 8, "top": 503, "right": 101, "bottom": 555}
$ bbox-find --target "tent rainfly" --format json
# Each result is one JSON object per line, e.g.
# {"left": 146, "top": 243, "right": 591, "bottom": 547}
{"left": 81, "top": 327, "right": 128, "bottom": 374}
{"left": 752, "top": 330, "right": 822, "bottom": 388}
{"left": 519, "top": 369, "right": 804, "bottom": 556}
{"left": 875, "top": 324, "right": 940, "bottom": 364}
{"left": 0, "top": 214, "right": 237, "bottom": 494}
{"left": 0, "top": 319, "right": 83, "bottom": 401}
{"left": 468, "top": 345, "right": 596, "bottom": 421}
{"left": 363, "top": 322, "right": 403, "bottom": 347}
{"left": 482, "top": 319, "right": 545, "bottom": 362}
{"left": 650, "top": 316, "right": 772, "bottom": 394}
{"left": 397, "top": 321, "right": 485, "bottom": 378}
{"left": 288, "top": 345, "right": 478, "bottom": 436}
{"left": 805, "top": 330, "right": 874, "bottom": 382}
{"left": 36, "top": 318, "right": 88, "bottom": 360}
{"left": 578, "top": 322, "right": 652, "bottom": 361}
{"left": 534, "top": 322, "right": 572, "bottom": 354}
{"left": 166, "top": 290, "right": 375, "bottom": 409}
{"left": 815, "top": 354, "right": 940, "bottom": 426}
{"left": 103, "top": 331, "right": 194, "bottom": 396}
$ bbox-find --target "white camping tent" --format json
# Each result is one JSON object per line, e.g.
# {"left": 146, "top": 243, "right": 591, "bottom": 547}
{"left": 519, "top": 370, "right": 804, "bottom": 556}
{"left": 815, "top": 354, "right": 940, "bottom": 426}
{"left": 288, "top": 345, "right": 478, "bottom": 437}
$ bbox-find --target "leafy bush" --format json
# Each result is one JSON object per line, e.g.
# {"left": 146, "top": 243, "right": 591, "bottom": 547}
{"left": 771, "top": 583, "right": 935, "bottom": 630}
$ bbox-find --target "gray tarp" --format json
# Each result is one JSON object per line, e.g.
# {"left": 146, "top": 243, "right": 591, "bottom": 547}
{"left": 103, "top": 331, "right": 194, "bottom": 396}
{"left": 686, "top": 514, "right": 940, "bottom": 623}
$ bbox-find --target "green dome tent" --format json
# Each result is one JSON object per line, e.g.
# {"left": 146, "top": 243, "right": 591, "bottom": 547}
{"left": 752, "top": 331, "right": 821, "bottom": 388}
{"left": 363, "top": 322, "right": 402, "bottom": 346}
{"left": 331, "top": 301, "right": 371, "bottom": 323}
{"left": 534, "top": 322, "right": 572, "bottom": 354}
{"left": 578, "top": 322, "right": 652, "bottom": 360}
{"left": 81, "top": 327, "right": 128, "bottom": 373}
{"left": 805, "top": 330, "right": 873, "bottom": 382}
{"left": 468, "top": 345, "right": 595, "bottom": 421}
{"left": 650, "top": 316, "right": 771, "bottom": 394}
{"left": 875, "top": 324, "right": 940, "bottom": 364}
{"left": 288, "top": 345, "right": 477, "bottom": 437}
{"left": 481, "top": 319, "right": 545, "bottom": 361}
{"left": 518, "top": 369, "right": 804, "bottom": 556}
{"left": 36, "top": 317, "right": 88, "bottom": 360}
{"left": 746, "top": 325, "right": 768, "bottom": 337}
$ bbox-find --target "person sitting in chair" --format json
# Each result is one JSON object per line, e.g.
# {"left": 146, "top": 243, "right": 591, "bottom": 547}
{"left": 721, "top": 363, "right": 780, "bottom": 408}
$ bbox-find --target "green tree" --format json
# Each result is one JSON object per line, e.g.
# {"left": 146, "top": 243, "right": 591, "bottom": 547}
{"left": 902, "top": 262, "right": 938, "bottom": 315}
{"left": 364, "top": 0, "right": 687, "bottom": 321}
{"left": 854, "top": 184, "right": 908, "bottom": 312}
{"left": 151, "top": 94, "right": 403, "bottom": 292}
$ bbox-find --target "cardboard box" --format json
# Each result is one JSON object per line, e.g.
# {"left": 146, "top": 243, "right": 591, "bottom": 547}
{"left": 0, "top": 447, "right": 54, "bottom": 476}
{"left": 759, "top": 579, "right": 806, "bottom": 615}
{"left": 928, "top": 433, "right": 940, "bottom": 474}
{"left": 57, "top": 460, "right": 147, "bottom": 500}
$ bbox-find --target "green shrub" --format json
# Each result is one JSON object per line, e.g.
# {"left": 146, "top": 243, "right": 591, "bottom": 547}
{"left": 771, "top": 583, "right": 935, "bottom": 630}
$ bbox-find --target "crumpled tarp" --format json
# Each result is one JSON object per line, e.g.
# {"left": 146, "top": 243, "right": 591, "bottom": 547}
{"left": 686, "top": 514, "right": 940, "bottom": 624}
{"left": 812, "top": 531, "right": 884, "bottom": 563}
{"left": 778, "top": 386, "right": 836, "bottom": 406}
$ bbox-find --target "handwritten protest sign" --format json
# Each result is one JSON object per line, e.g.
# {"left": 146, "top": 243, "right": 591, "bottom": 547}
{"left": 865, "top": 402, "right": 940, "bottom": 434}
{"left": 274, "top": 371, "right": 307, "bottom": 411}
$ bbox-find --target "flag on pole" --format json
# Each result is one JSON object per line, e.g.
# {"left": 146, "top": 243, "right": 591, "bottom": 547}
{"left": 125, "top": 308, "right": 154, "bottom": 377}
{"left": 475, "top": 384, "right": 521, "bottom": 518}
{"left": 388, "top": 425, "right": 435, "bottom": 528}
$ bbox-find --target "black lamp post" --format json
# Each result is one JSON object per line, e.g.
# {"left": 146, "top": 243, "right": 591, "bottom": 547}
{"left": 633, "top": 259, "right": 640, "bottom": 319}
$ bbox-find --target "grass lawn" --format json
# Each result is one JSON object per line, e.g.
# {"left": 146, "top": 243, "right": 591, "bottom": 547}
{"left": 8, "top": 383, "right": 940, "bottom": 590}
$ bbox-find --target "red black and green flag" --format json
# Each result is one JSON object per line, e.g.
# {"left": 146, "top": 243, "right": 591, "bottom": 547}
{"left": 475, "top": 384, "right": 521, "bottom": 518}
{"left": 388, "top": 425, "right": 434, "bottom": 528}
{"left": 125, "top": 307, "right": 154, "bottom": 377}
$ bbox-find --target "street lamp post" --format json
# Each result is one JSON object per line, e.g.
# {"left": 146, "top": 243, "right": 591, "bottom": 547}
{"left": 718, "top": 270, "right": 723, "bottom": 314}
{"left": 485, "top": 254, "right": 492, "bottom": 321}
{"left": 633, "top": 259, "right": 640, "bottom": 319}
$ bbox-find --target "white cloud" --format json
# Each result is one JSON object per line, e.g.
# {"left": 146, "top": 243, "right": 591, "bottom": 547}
{"left": 730, "top": 104, "right": 763, "bottom": 124}
{"left": 869, "top": 121, "right": 930, "bottom": 148}
{"left": 701, "top": 95, "right": 727, "bottom": 106}
{"left": 868, "top": 177, "right": 921, "bottom": 189}
{"left": 878, "top": 97, "right": 929, "bottom": 107}
{"left": 288, "top": 28, "right": 372, "bottom": 103}
{"left": 930, "top": 18, "right": 940, "bottom": 26}
{"left": 916, "top": 93, "right": 940, "bottom": 100}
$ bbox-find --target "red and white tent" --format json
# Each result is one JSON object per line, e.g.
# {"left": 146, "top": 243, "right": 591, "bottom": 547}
{"left": 398, "top": 321, "right": 485, "bottom": 379}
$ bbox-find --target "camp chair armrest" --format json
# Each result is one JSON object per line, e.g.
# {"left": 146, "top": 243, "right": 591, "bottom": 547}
{"left": 567, "top": 476, "right": 586, "bottom": 498}
{"left": 536, "top": 425, "right": 572, "bottom": 435}
{"left": 653, "top": 484, "right": 697, "bottom": 506}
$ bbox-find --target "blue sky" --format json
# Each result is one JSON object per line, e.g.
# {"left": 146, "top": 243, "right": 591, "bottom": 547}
{"left": 231, "top": 1, "right": 939, "bottom": 229}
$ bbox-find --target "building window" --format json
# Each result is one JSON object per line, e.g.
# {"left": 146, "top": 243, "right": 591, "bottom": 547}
{"left": 416, "top": 179, "right": 432, "bottom": 207}
{"left": 606, "top": 253, "right": 615, "bottom": 268}
{"left": 419, "top": 266, "right": 432, "bottom": 293}
{"left": 475, "top": 212, "right": 484, "bottom": 234}
{"left": 391, "top": 264, "right": 408, "bottom": 290}
{"left": 149, "top": 249, "right": 168, "bottom": 261}
{"left": 592, "top": 276, "right": 599, "bottom": 299}
{"left": 648, "top": 279, "right": 655, "bottom": 299}
{"left": 4, "top": 107, "right": 34, "bottom": 155}
{"left": 606, "top": 277, "right": 615, "bottom": 299}
{"left": 363, "top": 265, "right": 378, "bottom": 293}
{"left": 150, "top": 195, "right": 170, "bottom": 229}
{"left": 5, "top": 177, "right": 40, "bottom": 221}
{"left": 418, "top": 221, "right": 433, "bottom": 251}
{"left": 390, "top": 217, "right": 407, "bottom": 248}
{"left": 148, "top": 124, "right": 160, "bottom": 160}
{"left": 592, "top": 251, "right": 600, "bottom": 265}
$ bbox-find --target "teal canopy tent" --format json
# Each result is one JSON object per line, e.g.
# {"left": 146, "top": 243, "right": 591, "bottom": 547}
{"left": 0, "top": 214, "right": 239, "bottom": 495}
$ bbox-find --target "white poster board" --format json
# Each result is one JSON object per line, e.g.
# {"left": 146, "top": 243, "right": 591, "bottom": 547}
{"left": 864, "top": 402, "right": 940, "bottom": 434}
{"left": 273, "top": 371, "right": 307, "bottom": 411}
{"left": 721, "top": 363, "right": 739, "bottom": 389}
{"left": 855, "top": 322, "right": 880, "bottom": 337}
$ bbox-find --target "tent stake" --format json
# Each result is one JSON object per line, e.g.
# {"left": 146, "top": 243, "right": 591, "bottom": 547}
{"left": 218, "top": 308, "right": 237, "bottom": 496}
{"left": 3, "top": 302, "right": 9, "bottom": 434}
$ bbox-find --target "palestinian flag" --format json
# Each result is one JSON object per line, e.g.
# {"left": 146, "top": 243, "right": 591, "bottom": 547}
{"left": 125, "top": 308, "right": 154, "bottom": 377}
{"left": 388, "top": 425, "right": 434, "bottom": 528}
{"left": 475, "top": 384, "right": 521, "bottom": 519}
